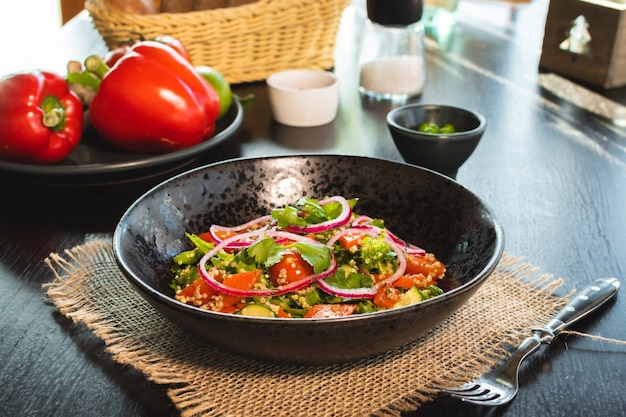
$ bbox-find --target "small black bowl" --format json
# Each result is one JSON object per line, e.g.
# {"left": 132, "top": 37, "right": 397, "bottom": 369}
{"left": 113, "top": 154, "right": 503, "bottom": 364}
{"left": 387, "top": 104, "right": 487, "bottom": 178}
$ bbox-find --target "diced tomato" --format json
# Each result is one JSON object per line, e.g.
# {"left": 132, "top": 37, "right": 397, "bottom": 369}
{"left": 198, "top": 231, "right": 215, "bottom": 243}
{"left": 392, "top": 275, "right": 419, "bottom": 289}
{"left": 221, "top": 269, "right": 262, "bottom": 290}
{"left": 219, "top": 304, "right": 240, "bottom": 314}
{"left": 371, "top": 273, "right": 391, "bottom": 284}
{"left": 304, "top": 304, "right": 357, "bottom": 318}
{"left": 218, "top": 294, "right": 244, "bottom": 310}
{"left": 373, "top": 282, "right": 400, "bottom": 309}
{"left": 405, "top": 253, "right": 446, "bottom": 279}
{"left": 269, "top": 251, "right": 314, "bottom": 286}
{"left": 212, "top": 270, "right": 262, "bottom": 310}
{"left": 176, "top": 276, "right": 241, "bottom": 310}
{"left": 176, "top": 277, "right": 218, "bottom": 302}
{"left": 394, "top": 273, "right": 437, "bottom": 289}
{"left": 338, "top": 232, "right": 365, "bottom": 251}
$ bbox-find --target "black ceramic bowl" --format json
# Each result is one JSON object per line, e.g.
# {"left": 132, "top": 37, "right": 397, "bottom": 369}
{"left": 387, "top": 104, "right": 487, "bottom": 178}
{"left": 113, "top": 155, "right": 503, "bottom": 364}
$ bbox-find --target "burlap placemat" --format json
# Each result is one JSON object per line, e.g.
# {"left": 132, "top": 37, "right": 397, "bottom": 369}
{"left": 44, "top": 239, "right": 571, "bottom": 417}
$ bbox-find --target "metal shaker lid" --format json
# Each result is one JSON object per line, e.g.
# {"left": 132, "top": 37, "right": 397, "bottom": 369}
{"left": 366, "top": 0, "right": 423, "bottom": 26}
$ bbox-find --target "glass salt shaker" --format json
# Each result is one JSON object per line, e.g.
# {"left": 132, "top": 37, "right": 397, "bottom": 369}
{"left": 358, "top": 0, "right": 426, "bottom": 101}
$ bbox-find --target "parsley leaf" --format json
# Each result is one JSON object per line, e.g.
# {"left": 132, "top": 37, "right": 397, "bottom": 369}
{"left": 245, "top": 237, "right": 275, "bottom": 264}
{"left": 324, "top": 269, "right": 373, "bottom": 289}
{"left": 271, "top": 197, "right": 359, "bottom": 229}
{"left": 292, "top": 242, "right": 332, "bottom": 273}
{"left": 295, "top": 198, "right": 327, "bottom": 224}
{"left": 271, "top": 205, "right": 307, "bottom": 228}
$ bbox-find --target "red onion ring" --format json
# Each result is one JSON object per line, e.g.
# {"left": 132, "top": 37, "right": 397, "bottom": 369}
{"left": 317, "top": 278, "right": 378, "bottom": 299}
{"left": 286, "top": 196, "right": 352, "bottom": 233}
{"left": 351, "top": 215, "right": 374, "bottom": 226}
{"left": 198, "top": 230, "right": 337, "bottom": 297}
{"left": 208, "top": 215, "right": 273, "bottom": 247}
{"left": 351, "top": 223, "right": 426, "bottom": 257}
{"left": 318, "top": 227, "right": 408, "bottom": 299}
{"left": 378, "top": 237, "right": 407, "bottom": 286}
{"left": 264, "top": 229, "right": 320, "bottom": 245}
{"left": 405, "top": 245, "right": 426, "bottom": 256}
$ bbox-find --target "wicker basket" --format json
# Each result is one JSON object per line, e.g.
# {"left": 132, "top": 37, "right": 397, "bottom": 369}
{"left": 86, "top": 0, "right": 350, "bottom": 84}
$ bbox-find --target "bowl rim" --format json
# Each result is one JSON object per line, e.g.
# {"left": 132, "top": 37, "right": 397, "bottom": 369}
{"left": 386, "top": 103, "right": 487, "bottom": 140}
{"left": 113, "top": 154, "right": 505, "bottom": 324}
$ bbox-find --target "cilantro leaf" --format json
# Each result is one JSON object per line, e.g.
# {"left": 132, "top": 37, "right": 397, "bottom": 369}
{"left": 245, "top": 237, "right": 275, "bottom": 264}
{"left": 291, "top": 242, "right": 332, "bottom": 273}
{"left": 295, "top": 198, "right": 327, "bottom": 224}
{"left": 271, "top": 198, "right": 359, "bottom": 229}
{"left": 271, "top": 205, "right": 307, "bottom": 228}
{"left": 324, "top": 269, "right": 373, "bottom": 289}
{"left": 264, "top": 242, "right": 288, "bottom": 267}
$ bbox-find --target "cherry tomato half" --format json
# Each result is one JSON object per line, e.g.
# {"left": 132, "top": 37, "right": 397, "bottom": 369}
{"left": 269, "top": 251, "right": 314, "bottom": 287}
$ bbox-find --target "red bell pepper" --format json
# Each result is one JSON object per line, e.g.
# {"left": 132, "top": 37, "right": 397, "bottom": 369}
{"left": 104, "top": 35, "right": 192, "bottom": 67}
{"left": 104, "top": 44, "right": 132, "bottom": 68}
{"left": 153, "top": 35, "right": 192, "bottom": 63}
{"left": 0, "top": 71, "right": 83, "bottom": 164}
{"left": 89, "top": 41, "right": 220, "bottom": 153}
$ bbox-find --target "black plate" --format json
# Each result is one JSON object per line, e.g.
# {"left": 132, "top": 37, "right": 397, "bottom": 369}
{"left": 0, "top": 99, "right": 243, "bottom": 186}
{"left": 113, "top": 154, "right": 505, "bottom": 364}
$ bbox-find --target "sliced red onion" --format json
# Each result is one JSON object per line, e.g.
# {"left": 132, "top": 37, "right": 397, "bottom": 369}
{"left": 386, "top": 229, "right": 426, "bottom": 257}
{"left": 264, "top": 229, "right": 320, "bottom": 245}
{"left": 318, "top": 227, "right": 408, "bottom": 298}
{"left": 326, "top": 227, "right": 370, "bottom": 247}
{"left": 351, "top": 215, "right": 374, "bottom": 226}
{"left": 198, "top": 230, "right": 337, "bottom": 297}
{"left": 208, "top": 215, "right": 273, "bottom": 247}
{"left": 286, "top": 196, "right": 352, "bottom": 233}
{"left": 351, "top": 223, "right": 426, "bottom": 257}
{"left": 379, "top": 237, "right": 407, "bottom": 286}
{"left": 405, "top": 244, "right": 426, "bottom": 257}
{"left": 317, "top": 279, "right": 378, "bottom": 299}
{"left": 217, "top": 214, "right": 274, "bottom": 232}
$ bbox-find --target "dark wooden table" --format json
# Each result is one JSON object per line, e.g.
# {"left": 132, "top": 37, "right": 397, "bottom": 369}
{"left": 2, "top": 1, "right": 625, "bottom": 416}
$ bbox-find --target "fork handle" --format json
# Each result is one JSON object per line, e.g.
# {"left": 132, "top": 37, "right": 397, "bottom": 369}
{"left": 535, "top": 277, "right": 620, "bottom": 342}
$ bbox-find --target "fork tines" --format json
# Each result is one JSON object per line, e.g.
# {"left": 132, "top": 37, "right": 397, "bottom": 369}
{"left": 433, "top": 383, "right": 504, "bottom": 403}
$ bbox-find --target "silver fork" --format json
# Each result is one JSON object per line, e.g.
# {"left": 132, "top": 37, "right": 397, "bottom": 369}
{"left": 434, "top": 277, "right": 620, "bottom": 406}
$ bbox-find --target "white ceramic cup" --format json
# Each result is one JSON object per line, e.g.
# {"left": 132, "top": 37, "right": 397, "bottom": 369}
{"left": 267, "top": 69, "right": 339, "bottom": 127}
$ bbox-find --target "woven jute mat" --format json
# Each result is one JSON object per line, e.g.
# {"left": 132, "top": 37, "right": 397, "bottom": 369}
{"left": 44, "top": 239, "right": 571, "bottom": 417}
